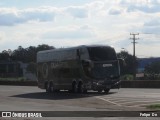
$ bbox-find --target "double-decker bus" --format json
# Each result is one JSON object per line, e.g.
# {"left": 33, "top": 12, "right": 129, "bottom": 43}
{"left": 37, "top": 45, "right": 122, "bottom": 93}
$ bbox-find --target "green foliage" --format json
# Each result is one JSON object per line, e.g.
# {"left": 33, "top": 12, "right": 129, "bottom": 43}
{"left": 121, "top": 74, "right": 133, "bottom": 80}
{"left": 144, "top": 61, "right": 160, "bottom": 80}
{"left": 0, "top": 44, "right": 55, "bottom": 63}
{"left": 0, "top": 50, "right": 10, "bottom": 61}
{"left": 0, "top": 77, "right": 26, "bottom": 81}
{"left": 147, "top": 104, "right": 160, "bottom": 110}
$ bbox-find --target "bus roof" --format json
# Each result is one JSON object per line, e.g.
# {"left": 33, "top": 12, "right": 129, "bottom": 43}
{"left": 37, "top": 45, "right": 114, "bottom": 63}
{"left": 37, "top": 45, "right": 113, "bottom": 54}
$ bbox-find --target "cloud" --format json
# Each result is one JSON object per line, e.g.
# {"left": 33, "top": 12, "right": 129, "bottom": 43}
{"left": 127, "top": 5, "right": 160, "bottom": 13}
{"left": 0, "top": 32, "right": 5, "bottom": 41}
{"left": 64, "top": 6, "right": 88, "bottom": 18}
{"left": 1, "top": 0, "right": 160, "bottom": 58}
{"left": 0, "top": 7, "right": 56, "bottom": 26}
{"left": 144, "top": 19, "right": 160, "bottom": 26}
{"left": 21, "top": 7, "right": 56, "bottom": 22}
{"left": 0, "top": 8, "right": 21, "bottom": 26}
{"left": 142, "top": 18, "right": 160, "bottom": 34}
{"left": 0, "top": 5, "right": 89, "bottom": 26}
{"left": 142, "top": 26, "right": 160, "bottom": 34}
{"left": 119, "top": 0, "right": 160, "bottom": 13}
{"left": 42, "top": 25, "right": 95, "bottom": 39}
{"left": 108, "top": 7, "right": 124, "bottom": 15}
{"left": 136, "top": 43, "right": 160, "bottom": 57}
{"left": 2, "top": 0, "right": 160, "bottom": 26}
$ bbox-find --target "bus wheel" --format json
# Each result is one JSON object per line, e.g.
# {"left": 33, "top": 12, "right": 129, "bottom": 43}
{"left": 104, "top": 89, "right": 110, "bottom": 94}
{"left": 78, "top": 82, "right": 84, "bottom": 93}
{"left": 72, "top": 82, "right": 78, "bottom": 93}
{"left": 98, "top": 89, "right": 102, "bottom": 93}
{"left": 55, "top": 89, "right": 60, "bottom": 92}
{"left": 46, "top": 82, "right": 51, "bottom": 93}
{"left": 50, "top": 82, "right": 54, "bottom": 93}
{"left": 83, "top": 89, "right": 88, "bottom": 93}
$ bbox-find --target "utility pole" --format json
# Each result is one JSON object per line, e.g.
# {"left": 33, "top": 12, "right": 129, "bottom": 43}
{"left": 130, "top": 33, "right": 139, "bottom": 57}
{"left": 130, "top": 33, "right": 139, "bottom": 80}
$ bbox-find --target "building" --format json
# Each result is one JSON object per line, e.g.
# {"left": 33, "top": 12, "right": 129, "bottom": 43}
{"left": 0, "top": 61, "right": 23, "bottom": 78}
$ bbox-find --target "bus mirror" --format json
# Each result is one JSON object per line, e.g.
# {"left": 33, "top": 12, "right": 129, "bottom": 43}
{"left": 76, "top": 49, "right": 81, "bottom": 59}
{"left": 82, "top": 59, "right": 91, "bottom": 67}
{"left": 118, "top": 58, "right": 126, "bottom": 66}
{"left": 82, "top": 59, "right": 94, "bottom": 68}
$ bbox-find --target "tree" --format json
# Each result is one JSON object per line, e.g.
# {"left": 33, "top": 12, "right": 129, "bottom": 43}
{"left": 11, "top": 46, "right": 28, "bottom": 62}
{"left": 144, "top": 61, "right": 160, "bottom": 80}
{"left": 0, "top": 51, "right": 9, "bottom": 61}
{"left": 36, "top": 44, "right": 55, "bottom": 52}
{"left": 10, "top": 44, "right": 55, "bottom": 63}
{"left": 25, "top": 46, "right": 37, "bottom": 62}
{"left": 0, "top": 50, "right": 12, "bottom": 61}
{"left": 117, "top": 51, "right": 138, "bottom": 75}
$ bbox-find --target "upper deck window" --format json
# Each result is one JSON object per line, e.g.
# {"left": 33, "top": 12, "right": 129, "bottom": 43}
{"left": 87, "top": 46, "right": 117, "bottom": 61}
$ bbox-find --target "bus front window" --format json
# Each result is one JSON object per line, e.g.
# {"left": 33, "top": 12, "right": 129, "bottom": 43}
{"left": 83, "top": 46, "right": 119, "bottom": 79}
{"left": 87, "top": 46, "right": 117, "bottom": 61}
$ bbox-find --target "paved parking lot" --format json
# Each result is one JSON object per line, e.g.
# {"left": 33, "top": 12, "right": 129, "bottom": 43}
{"left": 95, "top": 88, "right": 160, "bottom": 108}
{"left": 0, "top": 85, "right": 160, "bottom": 120}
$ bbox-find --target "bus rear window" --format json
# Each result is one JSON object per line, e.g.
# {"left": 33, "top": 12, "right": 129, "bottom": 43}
{"left": 87, "top": 47, "right": 117, "bottom": 61}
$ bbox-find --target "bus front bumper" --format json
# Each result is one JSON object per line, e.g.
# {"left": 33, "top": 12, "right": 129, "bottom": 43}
{"left": 92, "top": 80, "right": 121, "bottom": 90}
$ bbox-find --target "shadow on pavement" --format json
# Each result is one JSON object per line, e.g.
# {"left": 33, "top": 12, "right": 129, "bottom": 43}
{"left": 10, "top": 91, "right": 117, "bottom": 100}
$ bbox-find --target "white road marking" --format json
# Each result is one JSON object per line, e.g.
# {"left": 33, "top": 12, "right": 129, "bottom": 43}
{"left": 130, "top": 103, "right": 157, "bottom": 107}
{"left": 120, "top": 100, "right": 160, "bottom": 105}
{"left": 101, "top": 97, "right": 160, "bottom": 103}
{"left": 144, "top": 93, "right": 160, "bottom": 95}
{"left": 95, "top": 96, "right": 122, "bottom": 106}
{"left": 95, "top": 95, "right": 160, "bottom": 108}
{"left": 108, "top": 99, "right": 131, "bottom": 102}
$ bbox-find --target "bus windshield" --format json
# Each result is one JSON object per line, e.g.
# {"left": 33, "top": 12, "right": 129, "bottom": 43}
{"left": 87, "top": 46, "right": 117, "bottom": 61}
{"left": 83, "top": 46, "right": 119, "bottom": 79}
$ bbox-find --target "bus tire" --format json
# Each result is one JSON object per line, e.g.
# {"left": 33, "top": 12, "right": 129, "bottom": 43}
{"left": 46, "top": 82, "right": 51, "bottom": 93}
{"left": 98, "top": 89, "right": 102, "bottom": 93}
{"left": 72, "top": 82, "right": 78, "bottom": 93}
{"left": 104, "top": 89, "right": 110, "bottom": 94}
{"left": 78, "top": 82, "right": 84, "bottom": 93}
{"left": 55, "top": 89, "right": 60, "bottom": 92}
{"left": 83, "top": 89, "right": 88, "bottom": 93}
{"left": 50, "top": 82, "right": 54, "bottom": 93}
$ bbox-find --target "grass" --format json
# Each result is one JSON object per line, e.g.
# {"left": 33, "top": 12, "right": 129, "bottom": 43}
{"left": 0, "top": 77, "right": 27, "bottom": 81}
{"left": 147, "top": 104, "right": 160, "bottom": 110}
{"left": 121, "top": 74, "right": 134, "bottom": 80}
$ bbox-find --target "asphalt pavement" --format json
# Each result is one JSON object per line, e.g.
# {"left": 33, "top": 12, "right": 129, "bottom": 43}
{"left": 0, "top": 85, "right": 160, "bottom": 120}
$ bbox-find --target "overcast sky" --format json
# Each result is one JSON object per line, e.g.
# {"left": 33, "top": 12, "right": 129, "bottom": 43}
{"left": 0, "top": 0, "right": 160, "bottom": 58}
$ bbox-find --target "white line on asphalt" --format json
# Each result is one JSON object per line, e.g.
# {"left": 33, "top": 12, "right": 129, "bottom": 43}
{"left": 130, "top": 103, "right": 156, "bottom": 107}
{"left": 145, "top": 93, "right": 160, "bottom": 94}
{"left": 95, "top": 96, "right": 160, "bottom": 108}
{"left": 95, "top": 96, "right": 122, "bottom": 106}
{"left": 120, "top": 100, "right": 160, "bottom": 105}
{"left": 123, "top": 105, "right": 145, "bottom": 108}
{"left": 107, "top": 99, "right": 130, "bottom": 103}
{"left": 99, "top": 97, "right": 160, "bottom": 103}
